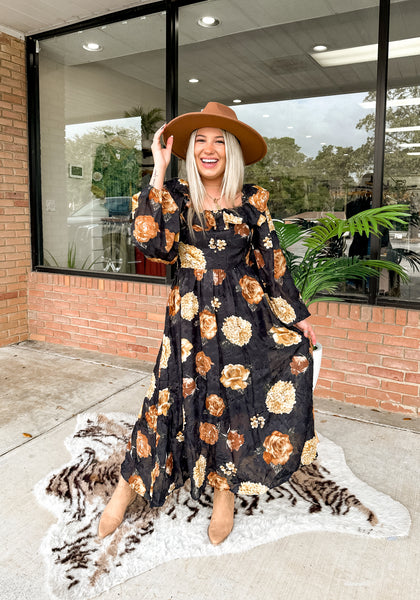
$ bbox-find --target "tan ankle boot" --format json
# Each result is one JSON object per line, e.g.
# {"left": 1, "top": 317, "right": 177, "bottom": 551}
{"left": 98, "top": 476, "right": 137, "bottom": 539}
{"left": 208, "top": 488, "right": 235, "bottom": 545}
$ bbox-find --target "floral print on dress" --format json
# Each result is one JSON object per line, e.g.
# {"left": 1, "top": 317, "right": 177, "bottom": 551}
{"left": 263, "top": 431, "right": 294, "bottom": 465}
{"left": 266, "top": 380, "right": 296, "bottom": 414}
{"left": 222, "top": 315, "right": 252, "bottom": 346}
{"left": 208, "top": 472, "right": 230, "bottom": 490}
{"left": 179, "top": 243, "right": 207, "bottom": 269}
{"left": 180, "top": 338, "right": 193, "bottom": 362}
{"left": 269, "top": 326, "right": 301, "bottom": 346}
{"left": 199, "top": 310, "right": 217, "bottom": 339}
{"left": 195, "top": 351, "right": 213, "bottom": 376}
{"left": 239, "top": 275, "right": 264, "bottom": 304}
{"left": 206, "top": 394, "right": 225, "bottom": 417}
{"left": 220, "top": 364, "right": 250, "bottom": 390}
{"left": 290, "top": 355, "right": 309, "bottom": 375}
{"left": 122, "top": 179, "right": 316, "bottom": 507}
{"left": 157, "top": 389, "right": 171, "bottom": 416}
{"left": 133, "top": 215, "right": 160, "bottom": 244}
{"left": 180, "top": 291, "right": 199, "bottom": 321}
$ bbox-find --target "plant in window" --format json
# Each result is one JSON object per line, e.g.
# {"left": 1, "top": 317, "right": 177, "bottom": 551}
{"left": 274, "top": 204, "right": 412, "bottom": 305}
{"left": 44, "top": 243, "right": 103, "bottom": 270}
{"left": 123, "top": 106, "right": 164, "bottom": 140}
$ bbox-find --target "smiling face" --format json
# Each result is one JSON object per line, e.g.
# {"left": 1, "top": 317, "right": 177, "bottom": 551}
{"left": 194, "top": 127, "right": 226, "bottom": 188}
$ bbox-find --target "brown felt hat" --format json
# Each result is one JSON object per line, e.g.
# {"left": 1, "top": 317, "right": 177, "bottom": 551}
{"left": 163, "top": 101, "right": 267, "bottom": 165}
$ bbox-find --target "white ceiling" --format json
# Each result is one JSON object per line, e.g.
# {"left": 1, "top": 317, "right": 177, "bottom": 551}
{"left": 0, "top": 0, "right": 390, "bottom": 37}
{"left": 2, "top": 0, "right": 417, "bottom": 107}
{"left": 0, "top": 0, "right": 156, "bottom": 36}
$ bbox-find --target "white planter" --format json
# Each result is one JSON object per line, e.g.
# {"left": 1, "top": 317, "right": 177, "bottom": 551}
{"left": 312, "top": 343, "right": 323, "bottom": 391}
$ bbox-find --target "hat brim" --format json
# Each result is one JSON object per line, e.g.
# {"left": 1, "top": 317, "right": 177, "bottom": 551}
{"left": 162, "top": 112, "right": 267, "bottom": 165}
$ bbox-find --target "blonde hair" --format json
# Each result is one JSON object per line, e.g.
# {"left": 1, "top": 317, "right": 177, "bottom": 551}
{"left": 185, "top": 129, "right": 244, "bottom": 233}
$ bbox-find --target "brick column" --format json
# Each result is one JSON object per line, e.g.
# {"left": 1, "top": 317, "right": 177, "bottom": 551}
{"left": 0, "top": 31, "right": 31, "bottom": 346}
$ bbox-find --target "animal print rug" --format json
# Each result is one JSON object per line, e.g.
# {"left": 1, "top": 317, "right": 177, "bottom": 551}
{"left": 34, "top": 412, "right": 411, "bottom": 600}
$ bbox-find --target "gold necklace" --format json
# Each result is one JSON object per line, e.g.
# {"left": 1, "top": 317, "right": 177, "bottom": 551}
{"left": 205, "top": 191, "right": 222, "bottom": 210}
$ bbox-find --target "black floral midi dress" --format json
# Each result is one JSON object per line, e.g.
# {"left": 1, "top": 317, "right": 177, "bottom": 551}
{"left": 121, "top": 178, "right": 317, "bottom": 507}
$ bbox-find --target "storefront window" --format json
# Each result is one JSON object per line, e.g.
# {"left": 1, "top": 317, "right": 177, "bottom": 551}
{"left": 178, "top": 0, "right": 380, "bottom": 300}
{"left": 39, "top": 11, "right": 166, "bottom": 275}
{"left": 30, "top": 0, "right": 420, "bottom": 305}
{"left": 383, "top": 0, "right": 420, "bottom": 300}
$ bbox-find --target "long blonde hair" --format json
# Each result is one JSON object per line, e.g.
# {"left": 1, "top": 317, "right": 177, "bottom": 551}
{"left": 185, "top": 129, "right": 244, "bottom": 233}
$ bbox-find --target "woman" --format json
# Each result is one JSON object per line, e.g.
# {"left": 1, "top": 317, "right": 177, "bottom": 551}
{"left": 98, "top": 102, "right": 317, "bottom": 545}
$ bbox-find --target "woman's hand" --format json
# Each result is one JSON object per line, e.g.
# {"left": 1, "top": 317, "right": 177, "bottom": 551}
{"left": 150, "top": 124, "right": 173, "bottom": 189}
{"left": 295, "top": 318, "right": 316, "bottom": 346}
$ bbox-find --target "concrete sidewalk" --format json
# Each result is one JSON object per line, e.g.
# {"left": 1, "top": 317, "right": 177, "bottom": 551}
{"left": 0, "top": 340, "right": 418, "bottom": 600}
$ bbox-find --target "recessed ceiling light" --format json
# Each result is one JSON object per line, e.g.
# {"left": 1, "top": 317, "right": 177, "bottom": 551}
{"left": 320, "top": 142, "right": 326, "bottom": 146}
{"left": 287, "top": 126, "right": 294, "bottom": 129}
{"left": 313, "top": 45, "right": 328, "bottom": 52}
{"left": 188, "top": 78, "right": 199, "bottom": 83}
{"left": 386, "top": 126, "right": 420, "bottom": 132}
{"left": 306, "top": 135, "right": 312, "bottom": 138}
{"left": 362, "top": 97, "right": 420, "bottom": 108}
{"left": 312, "top": 36, "right": 420, "bottom": 67}
{"left": 198, "top": 16, "right": 220, "bottom": 28}
{"left": 262, "top": 114, "right": 270, "bottom": 118}
{"left": 82, "top": 42, "right": 103, "bottom": 52}
{"left": 233, "top": 99, "right": 241, "bottom": 103}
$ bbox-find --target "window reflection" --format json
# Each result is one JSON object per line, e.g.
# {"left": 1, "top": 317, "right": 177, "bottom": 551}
{"left": 383, "top": 84, "right": 420, "bottom": 299}
{"left": 240, "top": 93, "right": 380, "bottom": 298}
{"left": 39, "top": 12, "right": 166, "bottom": 276}
{"left": 61, "top": 118, "right": 140, "bottom": 273}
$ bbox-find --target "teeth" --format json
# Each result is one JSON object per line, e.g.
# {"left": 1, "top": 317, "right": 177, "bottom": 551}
{"left": 202, "top": 159, "right": 217, "bottom": 163}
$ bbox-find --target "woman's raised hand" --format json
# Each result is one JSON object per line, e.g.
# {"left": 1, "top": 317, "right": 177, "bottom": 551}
{"left": 151, "top": 124, "right": 173, "bottom": 171}
{"left": 149, "top": 124, "right": 173, "bottom": 189}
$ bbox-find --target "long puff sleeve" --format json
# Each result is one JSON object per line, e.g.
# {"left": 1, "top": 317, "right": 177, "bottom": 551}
{"left": 248, "top": 186, "right": 310, "bottom": 325}
{"left": 131, "top": 180, "right": 182, "bottom": 264}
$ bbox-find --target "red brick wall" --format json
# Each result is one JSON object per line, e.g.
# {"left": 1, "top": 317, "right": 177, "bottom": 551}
{"left": 0, "top": 32, "right": 30, "bottom": 346}
{"left": 28, "top": 272, "right": 168, "bottom": 362}
{"left": 27, "top": 272, "right": 420, "bottom": 416}
{"left": 310, "top": 302, "right": 420, "bottom": 416}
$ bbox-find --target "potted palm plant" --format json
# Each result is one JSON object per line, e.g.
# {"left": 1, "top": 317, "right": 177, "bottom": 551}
{"left": 273, "top": 204, "right": 412, "bottom": 388}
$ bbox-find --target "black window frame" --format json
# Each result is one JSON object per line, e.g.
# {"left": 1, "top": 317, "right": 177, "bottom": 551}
{"left": 25, "top": 0, "right": 420, "bottom": 308}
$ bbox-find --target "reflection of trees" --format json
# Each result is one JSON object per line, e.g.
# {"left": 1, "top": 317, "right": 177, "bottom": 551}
{"left": 245, "top": 137, "right": 358, "bottom": 219}
{"left": 91, "top": 128, "right": 142, "bottom": 199}
{"left": 66, "top": 126, "right": 142, "bottom": 210}
{"left": 245, "top": 86, "right": 420, "bottom": 223}
{"left": 245, "top": 137, "right": 311, "bottom": 218}
{"left": 357, "top": 87, "right": 420, "bottom": 250}
{"left": 357, "top": 86, "right": 420, "bottom": 179}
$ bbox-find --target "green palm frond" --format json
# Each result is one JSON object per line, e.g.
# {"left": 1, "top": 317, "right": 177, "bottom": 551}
{"left": 123, "top": 106, "right": 164, "bottom": 138}
{"left": 273, "top": 220, "right": 306, "bottom": 250}
{"left": 305, "top": 204, "right": 410, "bottom": 250}
{"left": 297, "top": 257, "right": 408, "bottom": 304}
{"left": 273, "top": 204, "right": 414, "bottom": 305}
{"left": 282, "top": 250, "right": 302, "bottom": 279}
{"left": 388, "top": 248, "right": 420, "bottom": 272}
